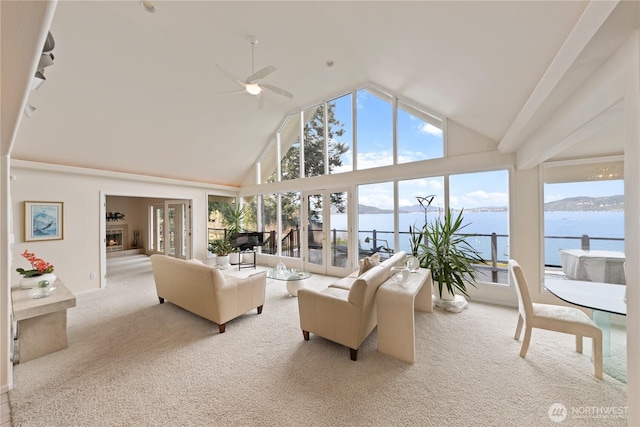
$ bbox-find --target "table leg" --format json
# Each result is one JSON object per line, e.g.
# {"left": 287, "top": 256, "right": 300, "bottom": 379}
{"left": 592, "top": 310, "right": 611, "bottom": 356}
{"left": 377, "top": 289, "right": 416, "bottom": 363}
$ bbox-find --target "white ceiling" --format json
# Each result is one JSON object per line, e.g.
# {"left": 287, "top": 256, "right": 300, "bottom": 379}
{"left": 4, "top": 1, "right": 635, "bottom": 186}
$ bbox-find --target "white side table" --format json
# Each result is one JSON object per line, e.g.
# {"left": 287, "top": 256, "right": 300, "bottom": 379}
{"left": 376, "top": 268, "right": 433, "bottom": 363}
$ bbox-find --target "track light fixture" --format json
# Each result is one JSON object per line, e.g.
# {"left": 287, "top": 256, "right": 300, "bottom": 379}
{"left": 24, "top": 104, "right": 36, "bottom": 118}
{"left": 38, "top": 52, "right": 54, "bottom": 72}
{"left": 31, "top": 71, "right": 46, "bottom": 90}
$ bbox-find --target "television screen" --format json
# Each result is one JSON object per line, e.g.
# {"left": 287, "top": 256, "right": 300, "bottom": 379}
{"left": 230, "top": 232, "right": 263, "bottom": 251}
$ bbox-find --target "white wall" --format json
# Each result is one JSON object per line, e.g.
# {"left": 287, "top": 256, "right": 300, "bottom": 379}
{"left": 10, "top": 161, "right": 236, "bottom": 293}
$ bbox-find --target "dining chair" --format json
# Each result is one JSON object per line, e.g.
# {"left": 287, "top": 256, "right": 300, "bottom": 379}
{"left": 508, "top": 259, "right": 603, "bottom": 379}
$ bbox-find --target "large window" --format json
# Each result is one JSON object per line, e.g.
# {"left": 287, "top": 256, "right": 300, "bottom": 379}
{"left": 358, "top": 182, "right": 395, "bottom": 259}
{"left": 449, "top": 170, "right": 510, "bottom": 284}
{"left": 329, "top": 93, "right": 353, "bottom": 174}
{"left": 280, "top": 112, "right": 301, "bottom": 182}
{"left": 207, "top": 195, "right": 236, "bottom": 253}
{"left": 356, "top": 87, "right": 393, "bottom": 170}
{"left": 543, "top": 160, "right": 624, "bottom": 283}
{"left": 397, "top": 176, "right": 445, "bottom": 253}
{"left": 397, "top": 101, "right": 444, "bottom": 163}
{"left": 303, "top": 105, "right": 325, "bottom": 178}
{"left": 280, "top": 192, "right": 301, "bottom": 258}
{"left": 260, "top": 194, "right": 278, "bottom": 255}
{"left": 355, "top": 171, "right": 509, "bottom": 284}
{"left": 259, "top": 84, "right": 444, "bottom": 183}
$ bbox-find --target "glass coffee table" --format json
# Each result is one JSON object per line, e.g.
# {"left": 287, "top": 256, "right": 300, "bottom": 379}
{"left": 266, "top": 268, "right": 312, "bottom": 297}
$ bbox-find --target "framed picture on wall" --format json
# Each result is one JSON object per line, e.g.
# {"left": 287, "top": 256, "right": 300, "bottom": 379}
{"left": 24, "top": 201, "right": 64, "bottom": 241}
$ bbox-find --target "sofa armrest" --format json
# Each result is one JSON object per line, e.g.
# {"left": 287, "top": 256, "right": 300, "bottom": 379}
{"left": 217, "top": 272, "right": 266, "bottom": 323}
{"left": 298, "top": 288, "right": 361, "bottom": 347}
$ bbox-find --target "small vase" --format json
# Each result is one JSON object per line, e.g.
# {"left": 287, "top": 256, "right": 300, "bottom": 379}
{"left": 29, "top": 281, "right": 55, "bottom": 299}
{"left": 390, "top": 266, "right": 410, "bottom": 285}
{"left": 19, "top": 273, "right": 56, "bottom": 289}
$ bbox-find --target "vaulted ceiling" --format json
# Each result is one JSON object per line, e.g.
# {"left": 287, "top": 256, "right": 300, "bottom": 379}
{"left": 3, "top": 1, "right": 636, "bottom": 186}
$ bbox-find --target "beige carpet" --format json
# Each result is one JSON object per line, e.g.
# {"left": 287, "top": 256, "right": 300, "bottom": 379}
{"left": 9, "top": 255, "right": 627, "bottom": 426}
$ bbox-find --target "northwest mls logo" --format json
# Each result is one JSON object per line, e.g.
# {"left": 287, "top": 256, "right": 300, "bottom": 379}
{"left": 548, "top": 403, "right": 568, "bottom": 423}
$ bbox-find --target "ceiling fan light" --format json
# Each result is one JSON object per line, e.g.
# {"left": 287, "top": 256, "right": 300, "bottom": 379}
{"left": 245, "top": 83, "right": 262, "bottom": 95}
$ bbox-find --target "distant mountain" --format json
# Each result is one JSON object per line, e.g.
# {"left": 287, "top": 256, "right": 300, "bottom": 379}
{"left": 544, "top": 195, "right": 624, "bottom": 212}
{"left": 357, "top": 204, "right": 394, "bottom": 214}
{"left": 358, "top": 195, "right": 624, "bottom": 214}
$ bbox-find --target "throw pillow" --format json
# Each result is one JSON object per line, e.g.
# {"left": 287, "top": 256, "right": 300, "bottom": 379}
{"left": 370, "top": 252, "right": 381, "bottom": 265}
{"left": 358, "top": 257, "right": 373, "bottom": 276}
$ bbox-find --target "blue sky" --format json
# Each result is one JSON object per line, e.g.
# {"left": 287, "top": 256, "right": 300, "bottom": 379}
{"left": 324, "top": 88, "right": 624, "bottom": 210}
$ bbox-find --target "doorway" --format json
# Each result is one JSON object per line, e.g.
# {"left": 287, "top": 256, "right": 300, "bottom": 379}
{"left": 302, "top": 189, "right": 352, "bottom": 277}
{"left": 150, "top": 200, "right": 191, "bottom": 259}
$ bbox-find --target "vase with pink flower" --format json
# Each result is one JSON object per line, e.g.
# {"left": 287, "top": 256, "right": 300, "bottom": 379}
{"left": 16, "top": 250, "right": 56, "bottom": 289}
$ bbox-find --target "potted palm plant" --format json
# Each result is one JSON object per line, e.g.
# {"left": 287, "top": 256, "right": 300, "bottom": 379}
{"left": 223, "top": 204, "right": 247, "bottom": 264}
{"left": 409, "top": 196, "right": 485, "bottom": 303}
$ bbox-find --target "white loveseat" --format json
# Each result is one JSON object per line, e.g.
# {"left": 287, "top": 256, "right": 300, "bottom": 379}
{"left": 297, "top": 251, "right": 407, "bottom": 360}
{"left": 150, "top": 254, "right": 266, "bottom": 333}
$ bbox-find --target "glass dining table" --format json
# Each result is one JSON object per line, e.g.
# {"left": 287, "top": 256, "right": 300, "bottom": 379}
{"left": 544, "top": 278, "right": 627, "bottom": 382}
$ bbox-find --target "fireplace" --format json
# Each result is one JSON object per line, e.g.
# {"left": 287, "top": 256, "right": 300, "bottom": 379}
{"left": 106, "top": 224, "right": 128, "bottom": 252}
{"left": 106, "top": 228, "right": 123, "bottom": 252}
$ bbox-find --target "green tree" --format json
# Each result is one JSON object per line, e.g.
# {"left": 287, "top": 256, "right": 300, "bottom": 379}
{"left": 268, "top": 102, "right": 348, "bottom": 226}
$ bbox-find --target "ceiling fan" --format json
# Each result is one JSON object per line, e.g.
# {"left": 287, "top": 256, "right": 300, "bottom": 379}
{"left": 217, "top": 36, "right": 293, "bottom": 107}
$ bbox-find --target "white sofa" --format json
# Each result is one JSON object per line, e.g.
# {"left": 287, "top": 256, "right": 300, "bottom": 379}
{"left": 297, "top": 251, "right": 407, "bottom": 360}
{"left": 150, "top": 254, "right": 266, "bottom": 333}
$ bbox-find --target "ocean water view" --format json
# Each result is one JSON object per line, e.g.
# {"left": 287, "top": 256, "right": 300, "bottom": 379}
{"left": 332, "top": 210, "right": 624, "bottom": 266}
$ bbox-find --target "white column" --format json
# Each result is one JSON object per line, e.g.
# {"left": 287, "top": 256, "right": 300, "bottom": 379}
{"left": 624, "top": 29, "right": 640, "bottom": 426}
{"left": 1, "top": 154, "right": 13, "bottom": 392}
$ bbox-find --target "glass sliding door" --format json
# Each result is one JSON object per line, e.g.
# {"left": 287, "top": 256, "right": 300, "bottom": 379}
{"left": 150, "top": 204, "right": 164, "bottom": 253}
{"left": 303, "top": 189, "right": 351, "bottom": 276}
{"left": 166, "top": 201, "right": 189, "bottom": 258}
{"left": 305, "top": 193, "right": 324, "bottom": 268}
{"left": 149, "top": 200, "right": 191, "bottom": 259}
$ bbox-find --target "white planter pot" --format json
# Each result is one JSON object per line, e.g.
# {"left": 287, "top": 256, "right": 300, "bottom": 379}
{"left": 216, "top": 255, "right": 230, "bottom": 269}
{"left": 229, "top": 252, "right": 240, "bottom": 265}
{"left": 19, "top": 273, "right": 57, "bottom": 289}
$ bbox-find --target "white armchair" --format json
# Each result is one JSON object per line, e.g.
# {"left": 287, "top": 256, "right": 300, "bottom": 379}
{"left": 297, "top": 264, "right": 390, "bottom": 361}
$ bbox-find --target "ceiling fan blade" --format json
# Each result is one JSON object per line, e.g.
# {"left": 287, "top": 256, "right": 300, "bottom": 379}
{"left": 257, "top": 92, "right": 264, "bottom": 109}
{"left": 246, "top": 65, "right": 276, "bottom": 83}
{"left": 216, "top": 89, "right": 246, "bottom": 95}
{"left": 215, "top": 64, "right": 244, "bottom": 87}
{"left": 261, "top": 83, "right": 293, "bottom": 99}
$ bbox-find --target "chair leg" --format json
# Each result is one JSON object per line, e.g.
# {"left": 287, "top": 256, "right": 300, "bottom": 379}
{"left": 257, "top": 305, "right": 263, "bottom": 314}
{"left": 575, "top": 334, "right": 583, "bottom": 353}
{"left": 593, "top": 333, "right": 603, "bottom": 379}
{"left": 302, "top": 330, "right": 309, "bottom": 341}
{"left": 514, "top": 314, "right": 523, "bottom": 340}
{"left": 519, "top": 326, "right": 532, "bottom": 357}
{"left": 218, "top": 323, "right": 226, "bottom": 334}
{"left": 350, "top": 348, "right": 358, "bottom": 361}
